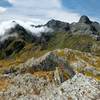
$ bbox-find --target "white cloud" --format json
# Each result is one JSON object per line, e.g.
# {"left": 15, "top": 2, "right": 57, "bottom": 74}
{"left": 15, "top": 20, "right": 53, "bottom": 37}
{"left": 0, "top": 7, "right": 7, "bottom": 14}
{"left": 0, "top": 0, "right": 81, "bottom": 23}
{"left": 8, "top": 0, "right": 16, "bottom": 4}
{"left": 47, "top": 9, "right": 80, "bottom": 22}
{"left": 0, "top": 20, "right": 53, "bottom": 41}
{"left": 0, "top": 20, "right": 16, "bottom": 36}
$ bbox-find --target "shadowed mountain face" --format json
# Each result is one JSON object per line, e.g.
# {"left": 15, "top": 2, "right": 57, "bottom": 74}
{"left": 79, "top": 15, "right": 92, "bottom": 24}
{"left": 0, "top": 15, "right": 100, "bottom": 59}
{"left": 46, "top": 19, "right": 70, "bottom": 32}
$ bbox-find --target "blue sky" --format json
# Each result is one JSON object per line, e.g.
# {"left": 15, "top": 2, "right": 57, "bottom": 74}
{"left": 0, "top": 0, "right": 12, "bottom": 7}
{"left": 0, "top": 0, "right": 99, "bottom": 24}
{"left": 61, "top": 0, "right": 100, "bottom": 18}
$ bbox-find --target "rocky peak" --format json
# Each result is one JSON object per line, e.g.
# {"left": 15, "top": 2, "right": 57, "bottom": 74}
{"left": 46, "top": 19, "right": 70, "bottom": 32}
{"left": 46, "top": 19, "right": 58, "bottom": 27}
{"left": 79, "top": 15, "right": 92, "bottom": 24}
{"left": 7, "top": 22, "right": 27, "bottom": 35}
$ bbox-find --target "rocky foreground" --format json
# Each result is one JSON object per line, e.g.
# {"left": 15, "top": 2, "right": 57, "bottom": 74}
{"left": 0, "top": 73, "right": 100, "bottom": 100}
{"left": 0, "top": 50, "right": 100, "bottom": 100}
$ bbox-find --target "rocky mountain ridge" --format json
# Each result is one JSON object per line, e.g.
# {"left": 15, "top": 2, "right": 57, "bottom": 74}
{"left": 0, "top": 15, "right": 100, "bottom": 59}
{"left": 46, "top": 15, "right": 100, "bottom": 38}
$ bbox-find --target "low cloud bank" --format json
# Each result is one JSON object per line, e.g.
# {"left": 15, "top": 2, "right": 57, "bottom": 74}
{"left": 16, "top": 20, "right": 53, "bottom": 37}
{"left": 0, "top": 20, "right": 53, "bottom": 41}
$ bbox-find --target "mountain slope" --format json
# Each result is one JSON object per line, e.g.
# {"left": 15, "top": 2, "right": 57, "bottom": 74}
{"left": 0, "top": 15, "right": 100, "bottom": 59}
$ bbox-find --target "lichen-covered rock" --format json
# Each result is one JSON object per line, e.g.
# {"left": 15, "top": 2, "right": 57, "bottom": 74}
{"left": 6, "top": 52, "right": 75, "bottom": 78}
{"left": 0, "top": 73, "right": 99, "bottom": 100}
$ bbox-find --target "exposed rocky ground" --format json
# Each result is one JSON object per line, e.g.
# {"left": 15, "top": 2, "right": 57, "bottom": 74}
{"left": 0, "top": 73, "right": 100, "bottom": 100}
{"left": 55, "top": 48, "right": 100, "bottom": 80}
{"left": 1, "top": 48, "right": 100, "bottom": 80}
{"left": 0, "top": 49, "right": 100, "bottom": 100}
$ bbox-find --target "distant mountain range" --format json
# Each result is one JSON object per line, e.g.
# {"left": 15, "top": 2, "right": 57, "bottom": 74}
{"left": 0, "top": 15, "right": 100, "bottom": 59}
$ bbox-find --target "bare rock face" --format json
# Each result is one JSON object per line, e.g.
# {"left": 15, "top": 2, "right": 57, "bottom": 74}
{"left": 79, "top": 15, "right": 92, "bottom": 24}
{"left": 70, "top": 15, "right": 100, "bottom": 36}
{"left": 46, "top": 19, "right": 70, "bottom": 32}
{"left": 58, "top": 74, "right": 100, "bottom": 100}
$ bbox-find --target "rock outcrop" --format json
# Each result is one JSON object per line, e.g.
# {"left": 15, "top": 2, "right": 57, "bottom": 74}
{"left": 5, "top": 52, "right": 75, "bottom": 79}
{"left": 0, "top": 73, "right": 99, "bottom": 100}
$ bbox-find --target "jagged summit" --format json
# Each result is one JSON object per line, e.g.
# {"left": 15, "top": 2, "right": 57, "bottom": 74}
{"left": 79, "top": 15, "right": 91, "bottom": 24}
{"left": 46, "top": 19, "right": 69, "bottom": 27}
{"left": 46, "top": 19, "right": 70, "bottom": 32}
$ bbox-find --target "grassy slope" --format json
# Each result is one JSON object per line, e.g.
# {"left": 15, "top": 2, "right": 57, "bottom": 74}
{"left": 47, "top": 32, "right": 100, "bottom": 56}
{"left": 0, "top": 43, "right": 49, "bottom": 71}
